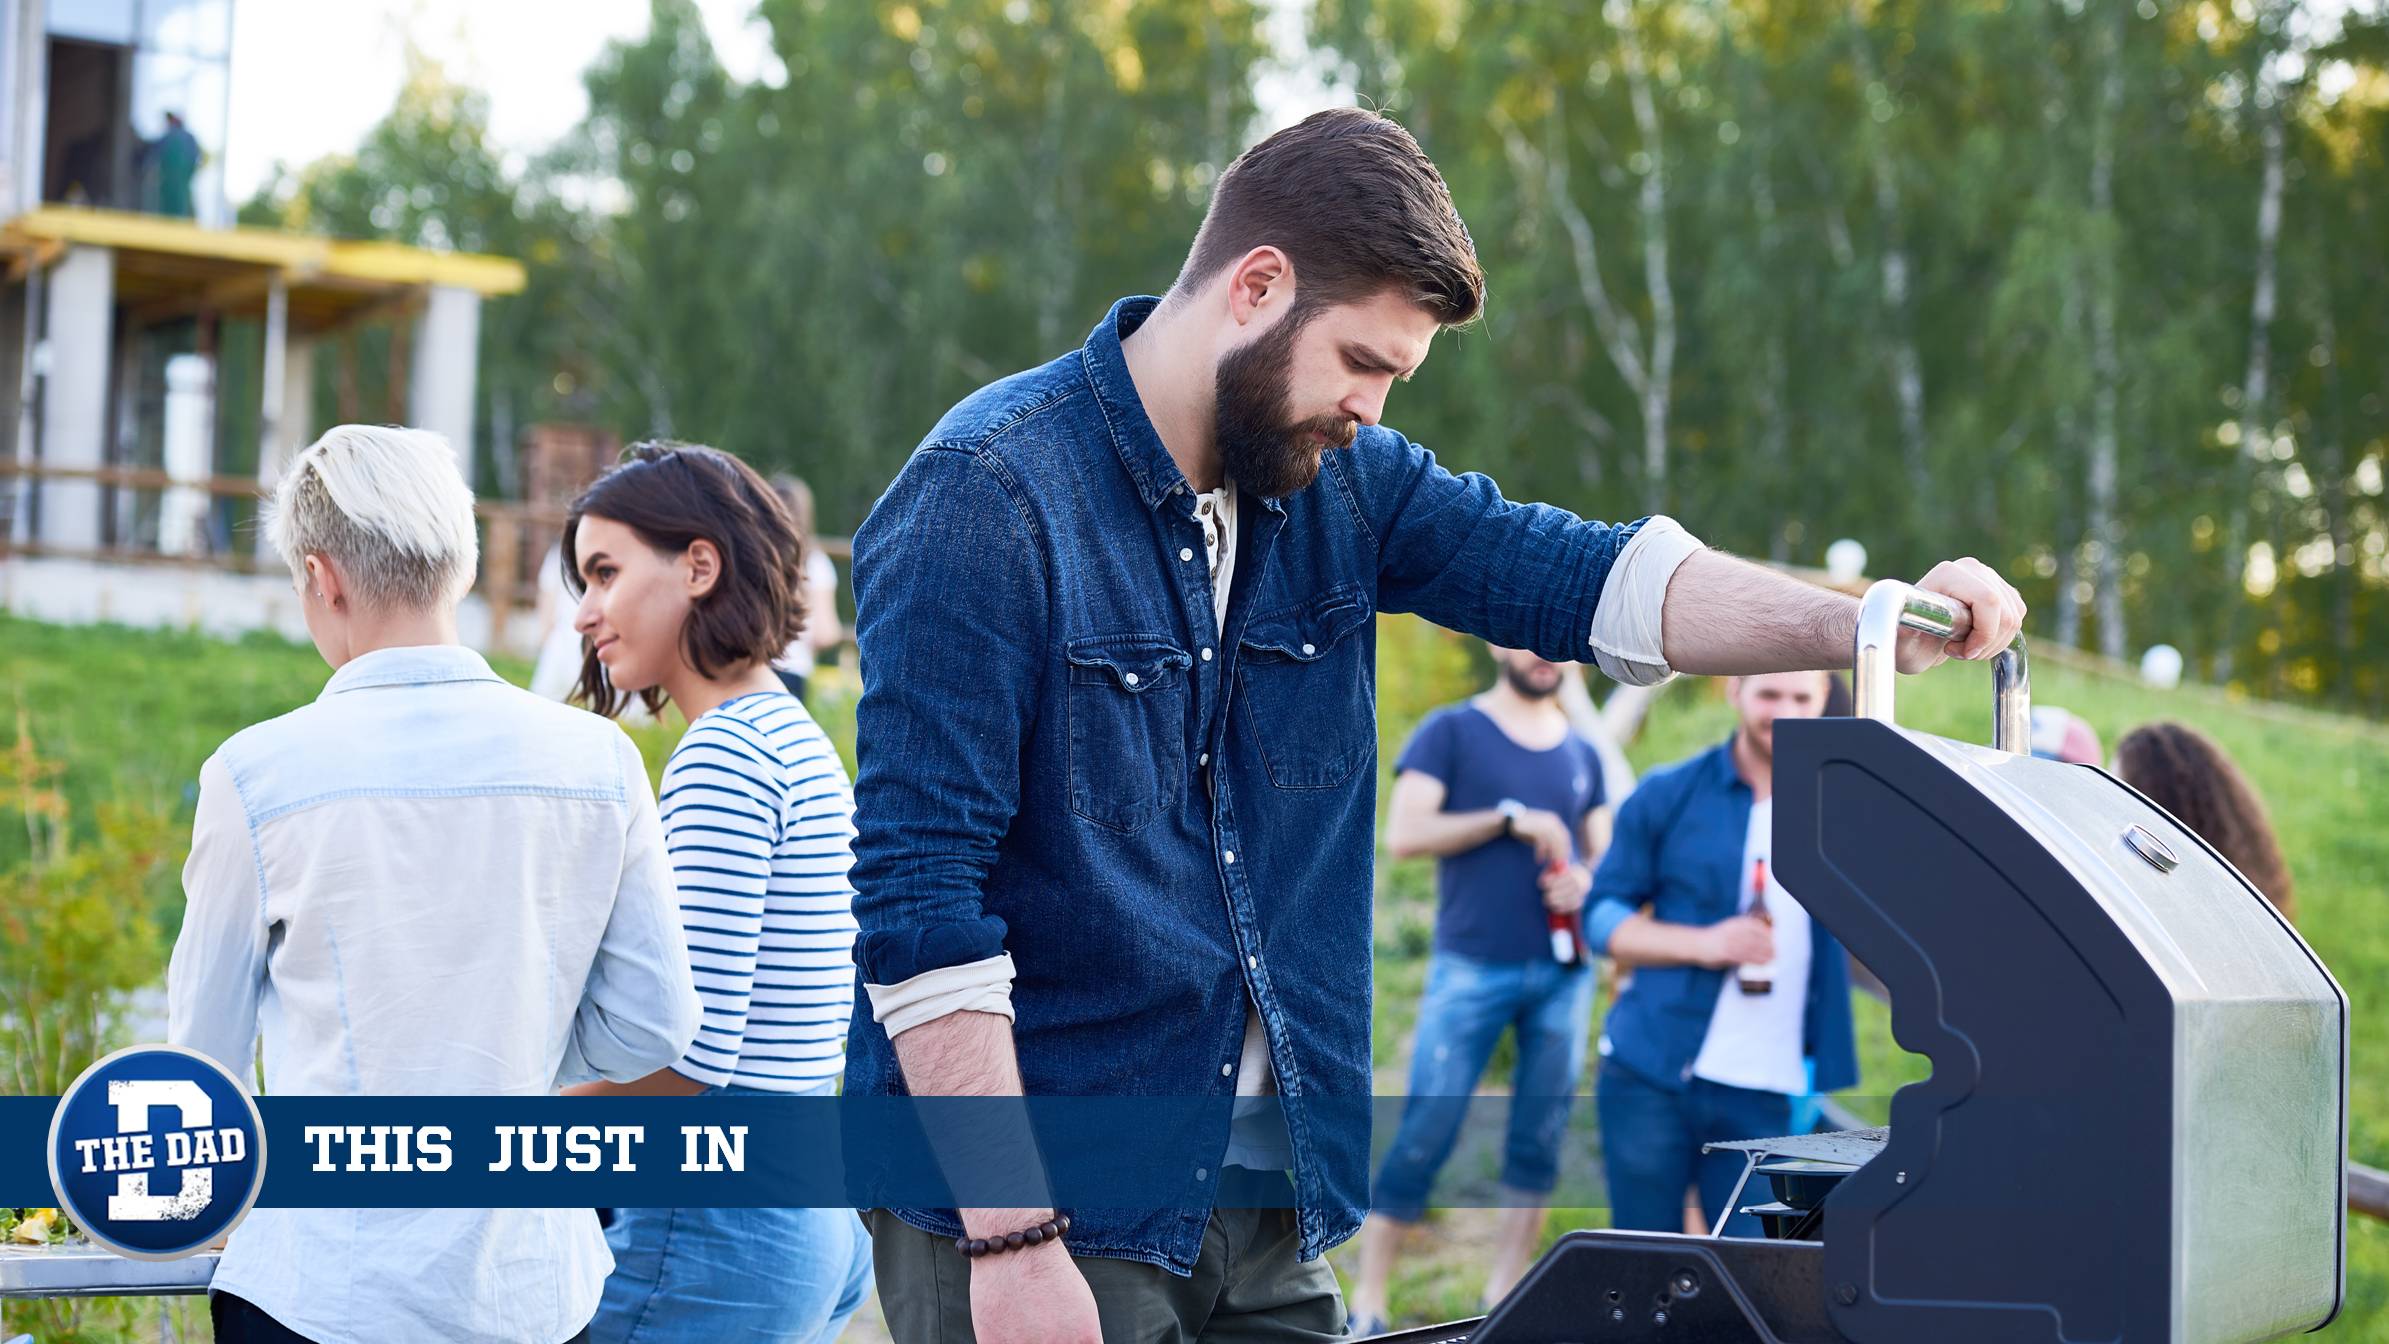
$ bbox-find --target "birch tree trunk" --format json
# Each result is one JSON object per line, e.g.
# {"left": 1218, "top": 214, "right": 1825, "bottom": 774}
{"left": 1615, "top": 0, "right": 1676, "bottom": 512}
{"left": 2218, "top": 44, "right": 2286, "bottom": 683}
{"left": 1492, "top": 0, "right": 1675, "bottom": 514}
{"left": 1847, "top": 9, "right": 1929, "bottom": 504}
{"left": 1031, "top": 38, "right": 1072, "bottom": 358}
{"left": 1748, "top": 104, "right": 1792, "bottom": 561}
{"left": 2087, "top": 3, "right": 2128, "bottom": 661}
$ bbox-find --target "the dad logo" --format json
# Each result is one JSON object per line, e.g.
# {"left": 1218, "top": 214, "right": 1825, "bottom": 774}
{"left": 46, "top": 1045, "right": 267, "bottom": 1261}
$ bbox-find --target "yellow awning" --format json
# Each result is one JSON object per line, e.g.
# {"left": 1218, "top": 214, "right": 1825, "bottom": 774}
{"left": 0, "top": 205, "right": 527, "bottom": 335}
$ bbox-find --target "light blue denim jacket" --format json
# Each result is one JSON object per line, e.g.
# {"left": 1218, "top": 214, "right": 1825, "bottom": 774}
{"left": 166, "top": 644, "right": 701, "bottom": 1344}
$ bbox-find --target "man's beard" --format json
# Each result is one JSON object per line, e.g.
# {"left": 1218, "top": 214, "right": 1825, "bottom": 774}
{"left": 1503, "top": 662, "right": 1562, "bottom": 700}
{"left": 1212, "top": 309, "right": 1359, "bottom": 499}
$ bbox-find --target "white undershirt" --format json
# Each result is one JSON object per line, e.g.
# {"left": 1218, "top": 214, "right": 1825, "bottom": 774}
{"left": 1192, "top": 487, "right": 1293, "bottom": 1168}
{"left": 1689, "top": 798, "right": 1814, "bottom": 1096}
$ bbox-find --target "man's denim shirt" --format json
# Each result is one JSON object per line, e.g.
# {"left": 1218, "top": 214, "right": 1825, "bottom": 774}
{"left": 848, "top": 297, "right": 1651, "bottom": 1270}
{"left": 1583, "top": 738, "right": 1859, "bottom": 1096}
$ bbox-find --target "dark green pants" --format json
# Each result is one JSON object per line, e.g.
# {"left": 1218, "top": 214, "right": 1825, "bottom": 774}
{"left": 863, "top": 1207, "right": 1347, "bottom": 1343}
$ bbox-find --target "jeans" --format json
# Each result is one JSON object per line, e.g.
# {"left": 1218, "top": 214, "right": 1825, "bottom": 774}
{"left": 588, "top": 1082, "right": 873, "bottom": 1344}
{"left": 1595, "top": 1057, "right": 1792, "bottom": 1237}
{"left": 1371, "top": 951, "right": 1596, "bottom": 1222}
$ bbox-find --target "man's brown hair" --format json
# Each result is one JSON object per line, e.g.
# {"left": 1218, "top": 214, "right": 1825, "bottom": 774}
{"left": 1172, "top": 107, "right": 1485, "bottom": 326}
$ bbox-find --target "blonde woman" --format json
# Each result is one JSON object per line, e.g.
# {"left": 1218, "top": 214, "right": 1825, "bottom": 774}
{"left": 167, "top": 424, "right": 702, "bottom": 1344}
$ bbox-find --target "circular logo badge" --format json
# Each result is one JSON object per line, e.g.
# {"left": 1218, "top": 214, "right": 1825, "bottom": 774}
{"left": 46, "top": 1045, "right": 267, "bottom": 1260}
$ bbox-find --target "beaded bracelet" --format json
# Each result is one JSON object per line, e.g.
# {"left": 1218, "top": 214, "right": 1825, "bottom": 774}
{"left": 954, "top": 1213, "right": 1071, "bottom": 1259}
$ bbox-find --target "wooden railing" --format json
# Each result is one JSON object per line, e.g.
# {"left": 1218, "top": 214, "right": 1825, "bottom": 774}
{"left": 0, "top": 462, "right": 849, "bottom": 652}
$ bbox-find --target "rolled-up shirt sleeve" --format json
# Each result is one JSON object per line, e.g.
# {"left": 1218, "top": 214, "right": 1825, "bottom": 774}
{"left": 848, "top": 446, "right": 1043, "bottom": 986}
{"left": 864, "top": 953, "right": 1017, "bottom": 1038}
{"left": 1585, "top": 515, "right": 1706, "bottom": 687}
{"left": 1353, "top": 429, "right": 1702, "bottom": 675}
{"left": 166, "top": 754, "right": 267, "bottom": 1084}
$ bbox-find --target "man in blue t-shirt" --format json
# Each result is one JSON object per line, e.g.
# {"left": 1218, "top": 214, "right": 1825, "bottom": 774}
{"left": 1348, "top": 645, "right": 1608, "bottom": 1334}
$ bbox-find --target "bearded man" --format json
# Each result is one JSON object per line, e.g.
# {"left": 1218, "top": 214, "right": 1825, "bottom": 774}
{"left": 844, "top": 107, "right": 2025, "bottom": 1343}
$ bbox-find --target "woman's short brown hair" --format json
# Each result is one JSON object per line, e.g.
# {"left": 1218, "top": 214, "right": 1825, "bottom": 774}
{"left": 2113, "top": 720, "right": 2295, "bottom": 920}
{"left": 561, "top": 442, "right": 807, "bottom": 718}
{"left": 1172, "top": 107, "right": 1485, "bottom": 326}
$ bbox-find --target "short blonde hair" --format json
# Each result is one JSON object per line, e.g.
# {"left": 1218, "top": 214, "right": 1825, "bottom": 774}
{"left": 266, "top": 424, "right": 479, "bottom": 611}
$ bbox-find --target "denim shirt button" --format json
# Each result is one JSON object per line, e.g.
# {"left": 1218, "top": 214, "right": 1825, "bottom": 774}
{"left": 1124, "top": 672, "right": 1140, "bottom": 687}
{"left": 1201, "top": 648, "right": 1214, "bottom": 662}
{"left": 1223, "top": 850, "right": 1235, "bottom": 864}
{"left": 1221, "top": 1063, "right": 1233, "bottom": 1077}
{"left": 1180, "top": 547, "right": 1193, "bottom": 561}
{"left": 1247, "top": 955, "right": 1258, "bottom": 969}
{"left": 1301, "top": 642, "right": 1316, "bottom": 656}
{"left": 1195, "top": 1167, "right": 1209, "bottom": 1182}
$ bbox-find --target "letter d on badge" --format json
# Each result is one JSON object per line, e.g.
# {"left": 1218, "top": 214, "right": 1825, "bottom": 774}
{"left": 105, "top": 1080, "right": 214, "bottom": 1221}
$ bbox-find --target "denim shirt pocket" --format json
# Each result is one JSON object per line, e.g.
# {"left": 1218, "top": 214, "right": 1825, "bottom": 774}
{"left": 1235, "top": 584, "right": 1375, "bottom": 790}
{"left": 1066, "top": 633, "right": 1195, "bottom": 832}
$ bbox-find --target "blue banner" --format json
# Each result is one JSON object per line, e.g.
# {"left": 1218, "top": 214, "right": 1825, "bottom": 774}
{"left": 11, "top": 1094, "right": 1411, "bottom": 1209}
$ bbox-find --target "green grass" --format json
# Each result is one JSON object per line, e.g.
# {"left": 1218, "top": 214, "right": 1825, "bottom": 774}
{"left": 3, "top": 611, "right": 2383, "bottom": 1335}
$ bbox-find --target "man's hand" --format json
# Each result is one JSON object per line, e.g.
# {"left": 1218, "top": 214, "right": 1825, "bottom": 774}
{"left": 971, "top": 1238, "right": 1102, "bottom": 1343}
{"left": 1897, "top": 558, "right": 2028, "bottom": 674}
{"left": 1510, "top": 808, "right": 1574, "bottom": 868}
{"left": 1700, "top": 915, "right": 1775, "bottom": 969}
{"left": 1540, "top": 862, "right": 1592, "bottom": 914}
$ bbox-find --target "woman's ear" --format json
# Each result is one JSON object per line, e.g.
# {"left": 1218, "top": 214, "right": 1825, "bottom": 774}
{"left": 304, "top": 553, "right": 347, "bottom": 611}
{"left": 684, "top": 538, "right": 723, "bottom": 600}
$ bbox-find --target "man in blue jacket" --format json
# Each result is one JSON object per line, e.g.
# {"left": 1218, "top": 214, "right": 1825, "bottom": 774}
{"left": 1584, "top": 671, "right": 1857, "bottom": 1236}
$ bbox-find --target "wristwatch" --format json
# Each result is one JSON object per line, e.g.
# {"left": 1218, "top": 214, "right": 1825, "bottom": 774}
{"left": 1497, "top": 799, "right": 1525, "bottom": 839}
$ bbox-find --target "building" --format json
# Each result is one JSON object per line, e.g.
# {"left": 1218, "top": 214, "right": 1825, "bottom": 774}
{"left": 0, "top": 0, "right": 527, "bottom": 644}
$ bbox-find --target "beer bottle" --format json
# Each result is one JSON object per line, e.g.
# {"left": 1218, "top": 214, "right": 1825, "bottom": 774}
{"left": 1545, "top": 860, "right": 1582, "bottom": 965}
{"left": 1737, "top": 856, "right": 1774, "bottom": 995}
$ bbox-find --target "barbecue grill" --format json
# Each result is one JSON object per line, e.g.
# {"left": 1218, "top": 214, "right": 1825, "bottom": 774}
{"left": 1366, "top": 580, "right": 2347, "bottom": 1344}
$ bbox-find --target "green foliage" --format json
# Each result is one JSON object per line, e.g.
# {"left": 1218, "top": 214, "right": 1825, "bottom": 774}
{"left": 224, "top": 1, "right": 2389, "bottom": 706}
{"left": 0, "top": 716, "right": 176, "bottom": 1097}
{"left": 0, "top": 1297, "right": 204, "bottom": 1344}
{"left": 0, "top": 691, "right": 207, "bottom": 1342}
{"left": 1302, "top": 0, "right": 2389, "bottom": 705}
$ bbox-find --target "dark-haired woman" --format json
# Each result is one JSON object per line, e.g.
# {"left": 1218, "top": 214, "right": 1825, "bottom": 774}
{"left": 2114, "top": 720, "right": 2295, "bottom": 921}
{"left": 561, "top": 443, "right": 872, "bottom": 1344}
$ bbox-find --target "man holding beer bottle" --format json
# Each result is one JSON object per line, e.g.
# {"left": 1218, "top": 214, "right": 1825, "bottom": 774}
{"left": 1346, "top": 645, "right": 1609, "bottom": 1335}
{"left": 1582, "top": 671, "right": 1859, "bottom": 1237}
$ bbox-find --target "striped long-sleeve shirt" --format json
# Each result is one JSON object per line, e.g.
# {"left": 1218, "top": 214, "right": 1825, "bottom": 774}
{"left": 661, "top": 690, "right": 859, "bottom": 1091}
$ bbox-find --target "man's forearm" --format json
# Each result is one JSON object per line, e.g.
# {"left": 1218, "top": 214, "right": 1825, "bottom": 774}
{"left": 1605, "top": 911, "right": 1716, "bottom": 971}
{"left": 1657, "top": 549, "right": 1856, "bottom": 676}
{"left": 891, "top": 1008, "right": 1055, "bottom": 1237}
{"left": 1386, "top": 808, "right": 1507, "bottom": 860}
